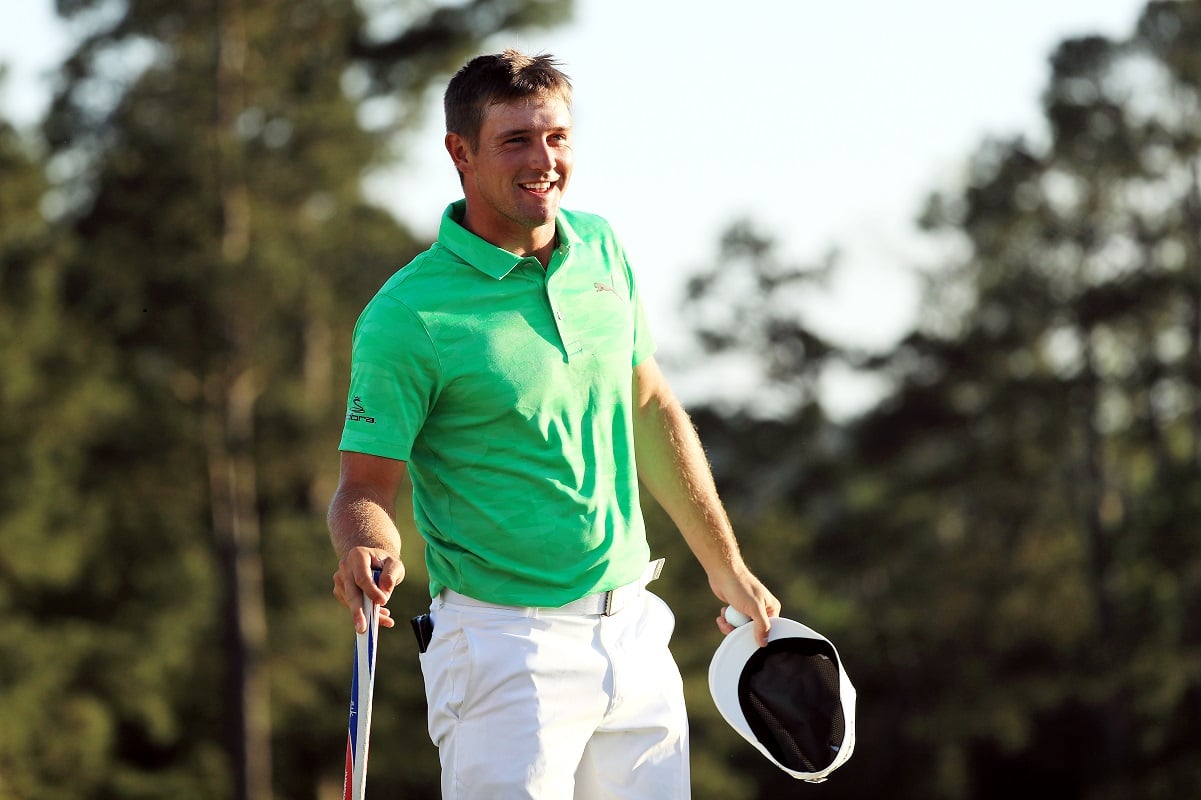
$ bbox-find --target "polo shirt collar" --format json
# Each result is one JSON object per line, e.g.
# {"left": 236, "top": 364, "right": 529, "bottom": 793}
{"left": 438, "top": 199, "right": 583, "bottom": 279}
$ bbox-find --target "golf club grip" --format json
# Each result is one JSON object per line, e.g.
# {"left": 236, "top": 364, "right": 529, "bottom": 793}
{"left": 344, "top": 569, "right": 381, "bottom": 800}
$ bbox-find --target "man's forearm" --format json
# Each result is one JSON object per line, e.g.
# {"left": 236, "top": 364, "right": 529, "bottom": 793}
{"left": 632, "top": 379, "right": 783, "bottom": 642}
{"left": 327, "top": 485, "right": 402, "bottom": 560}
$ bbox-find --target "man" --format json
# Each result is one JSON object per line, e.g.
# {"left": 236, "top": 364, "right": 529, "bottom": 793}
{"left": 329, "top": 49, "right": 780, "bottom": 799}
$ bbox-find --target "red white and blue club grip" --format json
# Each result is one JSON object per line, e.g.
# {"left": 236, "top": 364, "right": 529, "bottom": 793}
{"left": 344, "top": 569, "right": 381, "bottom": 800}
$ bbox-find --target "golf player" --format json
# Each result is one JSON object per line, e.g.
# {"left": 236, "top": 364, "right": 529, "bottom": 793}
{"left": 328, "top": 49, "right": 780, "bottom": 799}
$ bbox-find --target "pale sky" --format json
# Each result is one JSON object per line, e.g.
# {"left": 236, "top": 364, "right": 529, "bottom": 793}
{"left": 2, "top": 0, "right": 1149, "bottom": 414}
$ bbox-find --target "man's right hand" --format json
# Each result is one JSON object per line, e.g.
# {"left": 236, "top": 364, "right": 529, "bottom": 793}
{"left": 333, "top": 546, "right": 405, "bottom": 633}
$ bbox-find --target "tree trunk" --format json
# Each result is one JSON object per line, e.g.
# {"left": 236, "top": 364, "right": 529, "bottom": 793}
{"left": 206, "top": 371, "right": 272, "bottom": 800}
{"left": 1184, "top": 159, "right": 1201, "bottom": 470}
{"left": 211, "top": 1, "right": 272, "bottom": 797}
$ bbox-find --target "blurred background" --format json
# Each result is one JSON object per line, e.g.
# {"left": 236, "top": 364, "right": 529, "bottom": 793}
{"left": 1, "top": 0, "right": 1199, "bottom": 798}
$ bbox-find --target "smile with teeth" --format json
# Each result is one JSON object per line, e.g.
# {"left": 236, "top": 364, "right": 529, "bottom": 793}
{"left": 520, "top": 181, "right": 554, "bottom": 192}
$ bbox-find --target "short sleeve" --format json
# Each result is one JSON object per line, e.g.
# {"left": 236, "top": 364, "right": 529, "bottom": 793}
{"left": 338, "top": 294, "right": 441, "bottom": 461}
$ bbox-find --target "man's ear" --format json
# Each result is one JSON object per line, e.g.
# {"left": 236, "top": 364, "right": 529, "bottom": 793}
{"left": 445, "top": 132, "right": 473, "bottom": 175}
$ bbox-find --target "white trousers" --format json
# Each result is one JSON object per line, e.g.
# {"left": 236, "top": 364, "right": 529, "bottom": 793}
{"left": 419, "top": 585, "right": 690, "bottom": 799}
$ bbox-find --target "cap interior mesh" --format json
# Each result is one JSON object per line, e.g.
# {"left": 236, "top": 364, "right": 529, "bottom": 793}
{"left": 737, "top": 638, "right": 844, "bottom": 772}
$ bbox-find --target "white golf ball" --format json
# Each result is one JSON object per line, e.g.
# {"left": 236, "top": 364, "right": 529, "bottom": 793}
{"left": 724, "top": 607, "right": 752, "bottom": 627}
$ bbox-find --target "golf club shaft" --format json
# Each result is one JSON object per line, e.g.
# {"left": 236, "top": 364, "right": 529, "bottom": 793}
{"left": 344, "top": 569, "right": 381, "bottom": 800}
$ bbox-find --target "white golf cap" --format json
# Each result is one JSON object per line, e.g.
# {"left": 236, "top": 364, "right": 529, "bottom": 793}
{"left": 708, "top": 615, "right": 856, "bottom": 783}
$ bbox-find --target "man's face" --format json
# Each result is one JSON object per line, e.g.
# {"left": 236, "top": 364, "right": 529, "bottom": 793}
{"left": 448, "top": 94, "right": 574, "bottom": 249}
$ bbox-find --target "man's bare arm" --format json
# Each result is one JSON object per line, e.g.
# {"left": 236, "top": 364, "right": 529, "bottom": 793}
{"left": 631, "top": 357, "right": 780, "bottom": 645}
{"left": 328, "top": 451, "right": 409, "bottom": 632}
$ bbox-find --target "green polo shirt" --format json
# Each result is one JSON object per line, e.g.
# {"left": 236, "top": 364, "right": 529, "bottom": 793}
{"left": 339, "top": 200, "right": 656, "bottom": 607}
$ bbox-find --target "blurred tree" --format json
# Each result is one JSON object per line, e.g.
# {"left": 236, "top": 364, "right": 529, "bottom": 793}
{"left": 680, "top": 220, "right": 839, "bottom": 418}
{"left": 0, "top": 1, "right": 571, "bottom": 798}
{"left": 671, "top": 2, "right": 1201, "bottom": 798}
{"left": 0, "top": 102, "right": 143, "bottom": 800}
{"left": 881, "top": 6, "right": 1201, "bottom": 794}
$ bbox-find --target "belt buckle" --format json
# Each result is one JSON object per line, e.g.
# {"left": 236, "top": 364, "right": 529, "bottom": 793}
{"left": 602, "top": 587, "right": 618, "bottom": 616}
{"left": 602, "top": 559, "right": 664, "bottom": 616}
{"left": 603, "top": 583, "right": 634, "bottom": 616}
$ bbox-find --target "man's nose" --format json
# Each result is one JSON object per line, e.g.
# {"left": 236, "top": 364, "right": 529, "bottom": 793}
{"left": 528, "top": 141, "right": 555, "bottom": 171}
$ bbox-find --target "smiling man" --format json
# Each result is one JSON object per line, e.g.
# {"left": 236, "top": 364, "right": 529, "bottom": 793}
{"left": 328, "top": 49, "right": 780, "bottom": 799}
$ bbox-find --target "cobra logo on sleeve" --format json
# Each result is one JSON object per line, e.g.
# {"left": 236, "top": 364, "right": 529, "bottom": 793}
{"left": 347, "top": 396, "right": 376, "bottom": 424}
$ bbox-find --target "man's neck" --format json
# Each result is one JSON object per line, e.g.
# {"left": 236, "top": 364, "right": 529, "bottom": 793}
{"left": 461, "top": 209, "right": 557, "bottom": 268}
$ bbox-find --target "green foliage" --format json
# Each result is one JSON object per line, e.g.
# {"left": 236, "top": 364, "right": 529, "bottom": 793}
{"left": 675, "top": 2, "right": 1201, "bottom": 797}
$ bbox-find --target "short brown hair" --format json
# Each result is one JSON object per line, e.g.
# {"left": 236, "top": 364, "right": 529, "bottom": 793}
{"left": 444, "top": 49, "right": 573, "bottom": 150}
